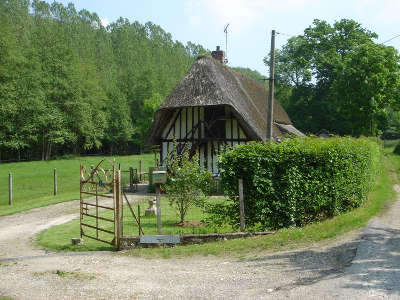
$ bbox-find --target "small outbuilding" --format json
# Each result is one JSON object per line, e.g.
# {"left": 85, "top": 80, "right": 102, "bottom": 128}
{"left": 147, "top": 47, "right": 304, "bottom": 173}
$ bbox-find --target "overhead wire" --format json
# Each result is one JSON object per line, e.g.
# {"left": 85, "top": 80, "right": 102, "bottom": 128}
{"left": 276, "top": 31, "right": 296, "bottom": 38}
{"left": 382, "top": 34, "right": 400, "bottom": 44}
{"left": 276, "top": 31, "right": 400, "bottom": 45}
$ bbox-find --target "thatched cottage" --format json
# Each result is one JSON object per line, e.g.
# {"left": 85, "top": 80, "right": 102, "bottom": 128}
{"left": 147, "top": 47, "right": 303, "bottom": 173}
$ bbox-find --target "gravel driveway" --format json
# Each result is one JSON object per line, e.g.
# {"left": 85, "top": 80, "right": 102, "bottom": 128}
{"left": 0, "top": 186, "right": 400, "bottom": 299}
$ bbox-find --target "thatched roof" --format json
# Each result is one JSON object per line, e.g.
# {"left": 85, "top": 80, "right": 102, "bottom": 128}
{"left": 148, "top": 56, "right": 303, "bottom": 144}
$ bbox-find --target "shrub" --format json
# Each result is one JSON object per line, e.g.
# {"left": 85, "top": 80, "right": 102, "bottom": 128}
{"left": 393, "top": 141, "right": 400, "bottom": 155}
{"left": 163, "top": 145, "right": 212, "bottom": 223}
{"left": 213, "top": 137, "right": 382, "bottom": 230}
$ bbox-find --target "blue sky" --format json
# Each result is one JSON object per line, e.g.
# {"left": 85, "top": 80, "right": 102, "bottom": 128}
{"left": 45, "top": 0, "right": 400, "bottom": 76}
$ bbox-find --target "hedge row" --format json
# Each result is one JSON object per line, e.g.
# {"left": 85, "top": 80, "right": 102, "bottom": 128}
{"left": 216, "top": 137, "right": 382, "bottom": 230}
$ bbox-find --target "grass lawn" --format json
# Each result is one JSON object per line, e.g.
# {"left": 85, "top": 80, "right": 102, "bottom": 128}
{"left": 37, "top": 196, "right": 230, "bottom": 252}
{"left": 37, "top": 141, "right": 399, "bottom": 258}
{"left": 383, "top": 139, "right": 400, "bottom": 177}
{"left": 0, "top": 154, "right": 154, "bottom": 216}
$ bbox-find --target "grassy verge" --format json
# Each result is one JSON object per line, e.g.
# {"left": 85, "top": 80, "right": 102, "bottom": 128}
{"left": 36, "top": 196, "right": 230, "bottom": 252}
{"left": 383, "top": 139, "right": 400, "bottom": 178}
{"left": 37, "top": 142, "right": 398, "bottom": 258}
{"left": 0, "top": 154, "right": 154, "bottom": 216}
{"left": 383, "top": 139, "right": 399, "bottom": 150}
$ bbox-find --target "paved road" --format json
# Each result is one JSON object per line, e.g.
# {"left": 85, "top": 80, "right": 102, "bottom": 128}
{"left": 280, "top": 186, "right": 400, "bottom": 299}
{"left": 0, "top": 187, "right": 399, "bottom": 299}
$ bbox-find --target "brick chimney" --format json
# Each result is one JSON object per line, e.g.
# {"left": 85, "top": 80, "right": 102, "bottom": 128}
{"left": 211, "top": 46, "right": 226, "bottom": 64}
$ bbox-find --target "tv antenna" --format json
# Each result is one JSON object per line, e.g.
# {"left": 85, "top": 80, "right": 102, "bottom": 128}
{"left": 224, "top": 23, "right": 229, "bottom": 64}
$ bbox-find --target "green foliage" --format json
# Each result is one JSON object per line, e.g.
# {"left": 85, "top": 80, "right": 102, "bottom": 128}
{"left": 163, "top": 145, "right": 212, "bottom": 223}
{"left": 266, "top": 19, "right": 400, "bottom": 136}
{"left": 214, "top": 137, "right": 382, "bottom": 230}
{"left": 0, "top": 1, "right": 208, "bottom": 160}
{"left": 134, "top": 93, "right": 163, "bottom": 148}
{"left": 393, "top": 141, "right": 400, "bottom": 155}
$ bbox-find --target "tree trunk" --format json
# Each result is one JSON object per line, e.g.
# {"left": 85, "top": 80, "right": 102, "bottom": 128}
{"left": 180, "top": 199, "right": 185, "bottom": 223}
{"left": 180, "top": 210, "right": 185, "bottom": 223}
{"left": 45, "top": 141, "right": 52, "bottom": 160}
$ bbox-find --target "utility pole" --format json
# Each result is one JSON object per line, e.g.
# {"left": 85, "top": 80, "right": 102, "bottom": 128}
{"left": 267, "top": 29, "right": 276, "bottom": 141}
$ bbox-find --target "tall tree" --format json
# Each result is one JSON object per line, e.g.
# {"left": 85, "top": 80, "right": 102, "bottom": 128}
{"left": 0, "top": 0, "right": 207, "bottom": 160}
{"left": 266, "top": 19, "right": 400, "bottom": 136}
{"left": 0, "top": 0, "right": 44, "bottom": 160}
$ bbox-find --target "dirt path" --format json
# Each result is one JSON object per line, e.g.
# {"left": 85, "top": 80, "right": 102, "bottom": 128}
{"left": 0, "top": 186, "right": 400, "bottom": 299}
{"left": 0, "top": 201, "right": 77, "bottom": 258}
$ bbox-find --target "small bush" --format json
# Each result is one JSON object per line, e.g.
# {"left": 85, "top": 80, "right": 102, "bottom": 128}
{"left": 163, "top": 145, "right": 212, "bottom": 223}
{"left": 393, "top": 141, "right": 400, "bottom": 155}
{"left": 212, "top": 137, "right": 382, "bottom": 230}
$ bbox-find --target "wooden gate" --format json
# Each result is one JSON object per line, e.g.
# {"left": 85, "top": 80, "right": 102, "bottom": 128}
{"left": 79, "top": 160, "right": 143, "bottom": 249}
{"left": 79, "top": 160, "right": 123, "bottom": 248}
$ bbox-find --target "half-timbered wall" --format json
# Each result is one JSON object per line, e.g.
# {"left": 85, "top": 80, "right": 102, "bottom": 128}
{"left": 160, "top": 105, "right": 249, "bottom": 174}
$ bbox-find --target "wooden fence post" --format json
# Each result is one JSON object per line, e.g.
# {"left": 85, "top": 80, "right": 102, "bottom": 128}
{"left": 139, "top": 160, "right": 142, "bottom": 182}
{"left": 155, "top": 183, "right": 162, "bottom": 235}
{"left": 54, "top": 168, "right": 57, "bottom": 195}
{"left": 9, "top": 172, "right": 12, "bottom": 206}
{"left": 129, "top": 167, "right": 134, "bottom": 190}
{"left": 238, "top": 179, "right": 245, "bottom": 232}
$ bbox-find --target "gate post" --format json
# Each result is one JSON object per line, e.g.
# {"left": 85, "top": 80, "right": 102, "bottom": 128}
{"left": 118, "top": 169, "right": 122, "bottom": 247}
{"left": 113, "top": 165, "right": 118, "bottom": 247}
{"left": 79, "top": 165, "right": 83, "bottom": 239}
{"left": 113, "top": 167, "right": 123, "bottom": 250}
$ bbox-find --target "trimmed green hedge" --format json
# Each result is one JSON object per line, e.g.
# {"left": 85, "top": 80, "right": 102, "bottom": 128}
{"left": 214, "top": 137, "right": 382, "bottom": 230}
